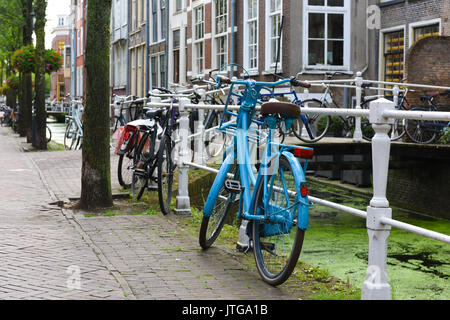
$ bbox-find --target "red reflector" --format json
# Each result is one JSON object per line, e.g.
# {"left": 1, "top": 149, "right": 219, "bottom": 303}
{"left": 300, "top": 182, "right": 308, "bottom": 197}
{"left": 294, "top": 148, "right": 314, "bottom": 159}
{"left": 123, "top": 131, "right": 131, "bottom": 141}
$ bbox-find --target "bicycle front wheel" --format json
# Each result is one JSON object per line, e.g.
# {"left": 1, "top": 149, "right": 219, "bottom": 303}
{"left": 199, "top": 163, "right": 238, "bottom": 249}
{"left": 252, "top": 156, "right": 305, "bottom": 286}
{"left": 405, "top": 106, "right": 437, "bottom": 144}
{"left": 293, "top": 99, "right": 331, "bottom": 143}
{"left": 157, "top": 136, "right": 174, "bottom": 215}
{"left": 64, "top": 120, "right": 77, "bottom": 150}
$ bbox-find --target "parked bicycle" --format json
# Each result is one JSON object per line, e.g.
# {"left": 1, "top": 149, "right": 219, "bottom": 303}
{"left": 129, "top": 97, "right": 178, "bottom": 215}
{"left": 199, "top": 74, "right": 314, "bottom": 286}
{"left": 64, "top": 100, "right": 84, "bottom": 150}
{"left": 405, "top": 90, "right": 450, "bottom": 144}
{"left": 287, "top": 72, "right": 379, "bottom": 143}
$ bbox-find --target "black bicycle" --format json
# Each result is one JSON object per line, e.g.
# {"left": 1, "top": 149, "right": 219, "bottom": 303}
{"left": 131, "top": 102, "right": 177, "bottom": 215}
{"left": 405, "top": 90, "right": 450, "bottom": 144}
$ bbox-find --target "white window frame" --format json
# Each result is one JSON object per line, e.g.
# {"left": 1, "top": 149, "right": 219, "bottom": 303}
{"left": 212, "top": 0, "right": 228, "bottom": 70}
{"left": 265, "top": 0, "right": 283, "bottom": 72}
{"left": 192, "top": 5, "right": 205, "bottom": 76}
{"left": 243, "top": 0, "right": 259, "bottom": 73}
{"left": 302, "top": 0, "right": 350, "bottom": 71}
{"left": 408, "top": 18, "right": 441, "bottom": 48}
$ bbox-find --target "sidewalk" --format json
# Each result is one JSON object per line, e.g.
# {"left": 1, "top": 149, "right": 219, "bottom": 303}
{"left": 0, "top": 127, "right": 125, "bottom": 299}
{"left": 1, "top": 127, "right": 298, "bottom": 300}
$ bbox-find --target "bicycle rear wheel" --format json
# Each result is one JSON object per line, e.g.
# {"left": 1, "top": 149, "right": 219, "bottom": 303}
{"left": 199, "top": 163, "right": 238, "bottom": 249}
{"left": 118, "top": 153, "right": 134, "bottom": 189}
{"left": 252, "top": 156, "right": 305, "bottom": 286}
{"left": 131, "top": 134, "right": 151, "bottom": 200}
{"left": 405, "top": 106, "right": 437, "bottom": 144}
{"left": 157, "top": 135, "right": 174, "bottom": 215}
{"left": 293, "top": 99, "right": 331, "bottom": 143}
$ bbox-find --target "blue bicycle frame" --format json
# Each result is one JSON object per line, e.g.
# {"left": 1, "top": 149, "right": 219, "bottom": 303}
{"left": 203, "top": 78, "right": 313, "bottom": 231}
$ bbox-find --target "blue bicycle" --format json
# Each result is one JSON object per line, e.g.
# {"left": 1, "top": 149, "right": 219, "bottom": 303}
{"left": 199, "top": 75, "right": 314, "bottom": 285}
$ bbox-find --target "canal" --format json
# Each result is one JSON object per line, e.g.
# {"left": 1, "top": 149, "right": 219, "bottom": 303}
{"left": 304, "top": 180, "right": 450, "bottom": 300}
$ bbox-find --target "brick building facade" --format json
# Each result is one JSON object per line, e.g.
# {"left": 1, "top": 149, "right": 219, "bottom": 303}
{"left": 378, "top": 0, "right": 450, "bottom": 87}
{"left": 50, "top": 16, "right": 71, "bottom": 102}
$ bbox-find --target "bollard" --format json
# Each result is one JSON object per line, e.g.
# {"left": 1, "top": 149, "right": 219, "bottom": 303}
{"left": 353, "top": 72, "right": 363, "bottom": 142}
{"left": 175, "top": 97, "right": 192, "bottom": 215}
{"left": 361, "top": 98, "right": 395, "bottom": 300}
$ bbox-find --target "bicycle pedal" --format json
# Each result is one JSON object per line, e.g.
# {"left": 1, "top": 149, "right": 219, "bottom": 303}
{"left": 224, "top": 179, "right": 242, "bottom": 194}
{"left": 134, "top": 168, "right": 147, "bottom": 175}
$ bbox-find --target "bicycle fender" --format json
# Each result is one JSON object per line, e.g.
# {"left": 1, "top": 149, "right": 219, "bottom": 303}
{"left": 203, "top": 151, "right": 235, "bottom": 218}
{"left": 282, "top": 151, "right": 309, "bottom": 231}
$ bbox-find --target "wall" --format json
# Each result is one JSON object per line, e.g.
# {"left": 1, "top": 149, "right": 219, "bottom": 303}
{"left": 405, "top": 36, "right": 450, "bottom": 106}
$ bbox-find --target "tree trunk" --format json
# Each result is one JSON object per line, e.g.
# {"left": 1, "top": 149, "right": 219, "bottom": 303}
{"left": 78, "top": 0, "right": 113, "bottom": 209}
{"left": 33, "top": 0, "right": 47, "bottom": 150}
{"left": 19, "top": 0, "right": 33, "bottom": 141}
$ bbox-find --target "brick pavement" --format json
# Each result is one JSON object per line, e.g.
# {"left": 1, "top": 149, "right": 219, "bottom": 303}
{"left": 0, "top": 127, "right": 126, "bottom": 300}
{"left": 1, "top": 127, "right": 299, "bottom": 300}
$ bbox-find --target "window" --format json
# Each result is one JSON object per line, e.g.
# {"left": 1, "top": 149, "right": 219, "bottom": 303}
{"left": 410, "top": 23, "right": 440, "bottom": 44}
{"left": 160, "top": 54, "right": 166, "bottom": 87}
{"left": 266, "top": 0, "right": 282, "bottom": 68}
{"left": 245, "top": 0, "right": 258, "bottom": 70}
{"left": 382, "top": 29, "right": 404, "bottom": 84}
{"left": 151, "top": 0, "right": 166, "bottom": 43}
{"left": 303, "top": 0, "right": 349, "bottom": 70}
{"left": 214, "top": 0, "right": 228, "bottom": 69}
{"left": 173, "top": 30, "right": 180, "bottom": 84}
{"left": 176, "top": 0, "right": 183, "bottom": 11}
{"left": 151, "top": 56, "right": 158, "bottom": 88}
{"left": 132, "top": 0, "right": 137, "bottom": 30}
{"left": 193, "top": 6, "right": 205, "bottom": 75}
{"left": 150, "top": 53, "right": 166, "bottom": 88}
{"left": 65, "top": 47, "right": 71, "bottom": 69}
{"left": 160, "top": 0, "right": 166, "bottom": 40}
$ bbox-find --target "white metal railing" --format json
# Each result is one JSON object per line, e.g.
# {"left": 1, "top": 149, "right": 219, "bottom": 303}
{"left": 121, "top": 77, "right": 450, "bottom": 300}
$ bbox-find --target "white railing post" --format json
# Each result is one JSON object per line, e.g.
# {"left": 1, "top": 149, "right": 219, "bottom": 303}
{"left": 149, "top": 91, "right": 162, "bottom": 190}
{"left": 175, "top": 97, "right": 192, "bottom": 215}
{"left": 353, "top": 72, "right": 363, "bottom": 142}
{"left": 301, "top": 87, "right": 310, "bottom": 139}
{"left": 390, "top": 85, "right": 400, "bottom": 140}
{"left": 194, "top": 88, "right": 206, "bottom": 165}
{"left": 361, "top": 98, "right": 395, "bottom": 300}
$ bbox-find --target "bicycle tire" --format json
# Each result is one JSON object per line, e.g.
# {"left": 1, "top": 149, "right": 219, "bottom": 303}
{"left": 46, "top": 125, "right": 52, "bottom": 143}
{"left": 204, "top": 111, "right": 227, "bottom": 159}
{"left": 405, "top": 106, "right": 437, "bottom": 144}
{"left": 157, "top": 135, "right": 174, "bottom": 215}
{"left": 131, "top": 134, "right": 151, "bottom": 200}
{"left": 252, "top": 156, "right": 305, "bottom": 286}
{"left": 64, "top": 120, "right": 76, "bottom": 150}
{"left": 360, "top": 100, "right": 374, "bottom": 141}
{"left": 118, "top": 153, "right": 134, "bottom": 189}
{"left": 199, "top": 163, "right": 238, "bottom": 249}
{"left": 293, "top": 99, "right": 331, "bottom": 143}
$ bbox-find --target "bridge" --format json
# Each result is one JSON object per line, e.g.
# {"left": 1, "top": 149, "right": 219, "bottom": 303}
{"left": 46, "top": 104, "right": 69, "bottom": 122}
